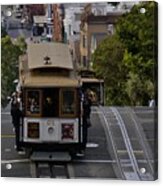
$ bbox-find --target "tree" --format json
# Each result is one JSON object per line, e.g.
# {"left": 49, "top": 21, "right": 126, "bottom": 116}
{"left": 1, "top": 36, "right": 25, "bottom": 107}
{"left": 92, "top": 35, "right": 129, "bottom": 105}
{"left": 92, "top": 2, "right": 157, "bottom": 106}
{"left": 116, "top": 1, "right": 157, "bottom": 105}
{"left": 125, "top": 72, "right": 154, "bottom": 105}
{"left": 15, "top": 36, "right": 27, "bottom": 54}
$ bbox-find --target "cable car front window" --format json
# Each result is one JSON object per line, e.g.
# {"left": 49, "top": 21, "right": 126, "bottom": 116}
{"left": 42, "top": 88, "right": 59, "bottom": 117}
{"left": 60, "top": 89, "right": 76, "bottom": 117}
{"left": 26, "top": 90, "right": 41, "bottom": 116}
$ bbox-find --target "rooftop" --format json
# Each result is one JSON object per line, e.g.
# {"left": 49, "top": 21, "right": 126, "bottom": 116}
{"left": 27, "top": 43, "right": 73, "bottom": 70}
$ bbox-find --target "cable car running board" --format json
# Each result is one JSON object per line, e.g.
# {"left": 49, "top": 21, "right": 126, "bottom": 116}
{"left": 30, "top": 151, "right": 71, "bottom": 178}
{"left": 30, "top": 151, "right": 71, "bottom": 162}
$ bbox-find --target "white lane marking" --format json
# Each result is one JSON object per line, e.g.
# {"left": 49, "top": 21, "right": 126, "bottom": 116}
{"left": 117, "top": 150, "right": 144, "bottom": 154}
{"left": 1, "top": 158, "right": 154, "bottom": 164}
{"left": 120, "top": 159, "right": 149, "bottom": 163}
{"left": 86, "top": 143, "right": 99, "bottom": 148}
{"left": 73, "top": 159, "right": 116, "bottom": 163}
{"left": 91, "top": 111, "right": 112, "bottom": 114}
{"left": 1, "top": 159, "right": 115, "bottom": 164}
{"left": 1, "top": 112, "right": 10, "bottom": 115}
{"left": 1, "top": 159, "right": 30, "bottom": 164}
{"left": 1, "top": 134, "right": 15, "bottom": 138}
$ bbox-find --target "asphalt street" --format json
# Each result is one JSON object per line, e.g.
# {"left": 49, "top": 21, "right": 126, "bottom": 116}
{"left": 1, "top": 105, "right": 157, "bottom": 179}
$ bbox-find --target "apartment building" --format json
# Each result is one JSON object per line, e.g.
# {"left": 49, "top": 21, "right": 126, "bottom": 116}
{"left": 80, "top": 3, "right": 122, "bottom": 69}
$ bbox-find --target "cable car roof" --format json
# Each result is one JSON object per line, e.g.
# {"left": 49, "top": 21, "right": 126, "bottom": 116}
{"left": 81, "top": 78, "right": 104, "bottom": 83}
{"left": 27, "top": 43, "right": 73, "bottom": 70}
{"left": 22, "top": 75, "right": 79, "bottom": 87}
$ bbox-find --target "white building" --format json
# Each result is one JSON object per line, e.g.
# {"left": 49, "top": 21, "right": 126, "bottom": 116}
{"left": 46, "top": 4, "right": 53, "bottom": 41}
{"left": 63, "top": 6, "right": 84, "bottom": 42}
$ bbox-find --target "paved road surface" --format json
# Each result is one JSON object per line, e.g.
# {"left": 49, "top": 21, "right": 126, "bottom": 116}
{"left": 1, "top": 105, "right": 157, "bottom": 180}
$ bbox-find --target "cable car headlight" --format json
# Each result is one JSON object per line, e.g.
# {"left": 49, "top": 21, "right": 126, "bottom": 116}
{"left": 48, "top": 126, "right": 54, "bottom": 134}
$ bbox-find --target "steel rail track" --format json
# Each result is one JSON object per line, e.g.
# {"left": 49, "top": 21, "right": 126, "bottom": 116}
{"left": 98, "top": 106, "right": 155, "bottom": 180}
{"left": 30, "top": 161, "right": 70, "bottom": 178}
{"left": 126, "top": 107, "right": 155, "bottom": 179}
{"left": 99, "top": 106, "right": 125, "bottom": 179}
{"left": 111, "top": 107, "right": 141, "bottom": 180}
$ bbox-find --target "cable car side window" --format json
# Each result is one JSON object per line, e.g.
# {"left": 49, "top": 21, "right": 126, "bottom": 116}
{"left": 60, "top": 89, "right": 76, "bottom": 117}
{"left": 26, "top": 90, "right": 42, "bottom": 117}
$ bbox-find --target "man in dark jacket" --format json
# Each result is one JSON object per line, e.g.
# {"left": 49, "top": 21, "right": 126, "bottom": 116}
{"left": 11, "top": 101, "right": 23, "bottom": 152}
{"left": 82, "top": 89, "right": 92, "bottom": 148}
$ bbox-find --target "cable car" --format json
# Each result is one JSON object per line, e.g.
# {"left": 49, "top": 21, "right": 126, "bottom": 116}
{"left": 79, "top": 70, "right": 104, "bottom": 105}
{"left": 17, "top": 42, "right": 85, "bottom": 157}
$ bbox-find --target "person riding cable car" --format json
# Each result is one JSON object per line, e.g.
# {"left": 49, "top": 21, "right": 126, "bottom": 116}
{"left": 82, "top": 89, "right": 93, "bottom": 149}
{"left": 11, "top": 99, "right": 24, "bottom": 154}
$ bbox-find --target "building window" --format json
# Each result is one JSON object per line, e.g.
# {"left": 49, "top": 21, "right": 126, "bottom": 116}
{"left": 91, "top": 35, "right": 97, "bottom": 54}
{"left": 83, "top": 56, "right": 87, "bottom": 67}
{"left": 83, "top": 35, "right": 86, "bottom": 48}
{"left": 91, "top": 33, "right": 107, "bottom": 54}
{"left": 26, "top": 90, "right": 42, "bottom": 117}
{"left": 60, "top": 89, "right": 76, "bottom": 117}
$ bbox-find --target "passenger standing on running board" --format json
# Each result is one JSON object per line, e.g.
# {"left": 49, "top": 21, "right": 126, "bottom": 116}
{"left": 11, "top": 99, "right": 24, "bottom": 153}
{"left": 82, "top": 89, "right": 93, "bottom": 148}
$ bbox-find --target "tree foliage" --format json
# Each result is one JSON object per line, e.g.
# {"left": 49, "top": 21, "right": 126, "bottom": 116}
{"left": 1, "top": 35, "right": 27, "bottom": 107}
{"left": 92, "top": 1, "right": 157, "bottom": 106}
{"left": 117, "top": 1, "right": 157, "bottom": 105}
{"left": 92, "top": 35, "right": 129, "bottom": 105}
{"left": 116, "top": 2, "right": 157, "bottom": 80}
{"left": 15, "top": 36, "right": 27, "bottom": 54}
